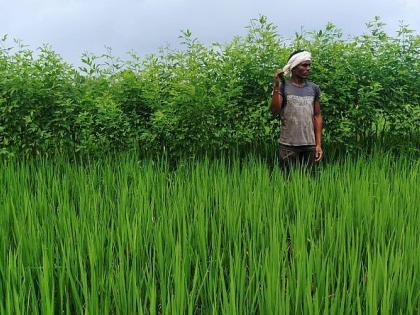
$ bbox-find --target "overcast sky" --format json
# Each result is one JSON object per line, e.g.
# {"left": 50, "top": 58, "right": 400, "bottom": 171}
{"left": 1, "top": 0, "right": 419, "bottom": 66}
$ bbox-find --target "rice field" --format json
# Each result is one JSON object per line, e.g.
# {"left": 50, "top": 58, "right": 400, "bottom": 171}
{"left": 0, "top": 154, "right": 419, "bottom": 314}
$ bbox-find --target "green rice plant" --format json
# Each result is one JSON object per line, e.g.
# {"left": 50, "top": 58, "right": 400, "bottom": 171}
{"left": 0, "top": 153, "right": 419, "bottom": 314}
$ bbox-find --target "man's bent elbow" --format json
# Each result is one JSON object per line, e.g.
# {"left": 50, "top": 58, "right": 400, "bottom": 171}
{"left": 270, "top": 106, "right": 280, "bottom": 116}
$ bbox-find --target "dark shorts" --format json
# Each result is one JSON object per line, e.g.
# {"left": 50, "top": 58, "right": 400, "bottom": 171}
{"left": 279, "top": 143, "right": 316, "bottom": 171}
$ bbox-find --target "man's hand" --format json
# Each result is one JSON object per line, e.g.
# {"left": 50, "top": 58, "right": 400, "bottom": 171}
{"left": 315, "top": 145, "right": 323, "bottom": 162}
{"left": 273, "top": 69, "right": 284, "bottom": 88}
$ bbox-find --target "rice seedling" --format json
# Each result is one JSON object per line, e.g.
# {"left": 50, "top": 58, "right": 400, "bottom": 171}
{"left": 0, "top": 153, "right": 418, "bottom": 314}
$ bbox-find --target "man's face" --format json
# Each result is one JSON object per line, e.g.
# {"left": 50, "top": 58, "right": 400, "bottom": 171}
{"left": 292, "top": 60, "right": 311, "bottom": 79}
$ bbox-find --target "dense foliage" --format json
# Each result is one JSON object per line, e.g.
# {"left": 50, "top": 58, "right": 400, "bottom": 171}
{"left": 0, "top": 16, "right": 419, "bottom": 158}
{"left": 1, "top": 154, "right": 419, "bottom": 313}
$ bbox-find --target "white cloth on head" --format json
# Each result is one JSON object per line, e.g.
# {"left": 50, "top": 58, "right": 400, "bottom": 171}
{"left": 282, "top": 51, "right": 312, "bottom": 76}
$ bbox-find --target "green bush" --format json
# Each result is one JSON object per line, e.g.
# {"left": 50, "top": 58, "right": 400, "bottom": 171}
{"left": 0, "top": 16, "right": 419, "bottom": 158}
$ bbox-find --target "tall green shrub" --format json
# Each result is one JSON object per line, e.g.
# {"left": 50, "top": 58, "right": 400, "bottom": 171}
{"left": 0, "top": 16, "right": 418, "bottom": 158}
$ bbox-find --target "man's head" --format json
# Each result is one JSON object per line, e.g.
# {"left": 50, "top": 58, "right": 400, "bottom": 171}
{"left": 292, "top": 60, "right": 311, "bottom": 79}
{"left": 282, "top": 50, "right": 312, "bottom": 78}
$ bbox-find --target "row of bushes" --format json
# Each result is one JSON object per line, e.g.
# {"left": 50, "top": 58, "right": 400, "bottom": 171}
{"left": 0, "top": 16, "right": 419, "bottom": 158}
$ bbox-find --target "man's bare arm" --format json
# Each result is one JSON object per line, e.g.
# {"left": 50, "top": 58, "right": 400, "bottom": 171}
{"left": 313, "top": 100, "right": 323, "bottom": 161}
{"left": 270, "top": 90, "right": 283, "bottom": 116}
{"left": 270, "top": 69, "right": 284, "bottom": 116}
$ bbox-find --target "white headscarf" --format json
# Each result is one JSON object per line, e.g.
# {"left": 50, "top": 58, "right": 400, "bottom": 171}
{"left": 282, "top": 51, "right": 312, "bottom": 76}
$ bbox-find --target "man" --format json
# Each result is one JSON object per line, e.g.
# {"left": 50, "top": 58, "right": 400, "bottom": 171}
{"left": 270, "top": 50, "right": 323, "bottom": 172}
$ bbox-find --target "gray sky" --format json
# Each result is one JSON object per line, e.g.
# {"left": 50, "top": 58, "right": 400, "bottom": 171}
{"left": 1, "top": 0, "right": 419, "bottom": 66}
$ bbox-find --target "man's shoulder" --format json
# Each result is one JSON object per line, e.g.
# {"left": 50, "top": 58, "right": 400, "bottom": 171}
{"left": 306, "top": 81, "right": 320, "bottom": 89}
{"left": 284, "top": 80, "right": 319, "bottom": 88}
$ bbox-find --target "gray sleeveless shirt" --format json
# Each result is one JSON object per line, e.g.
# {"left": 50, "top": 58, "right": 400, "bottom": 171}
{"left": 279, "top": 80, "right": 320, "bottom": 146}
